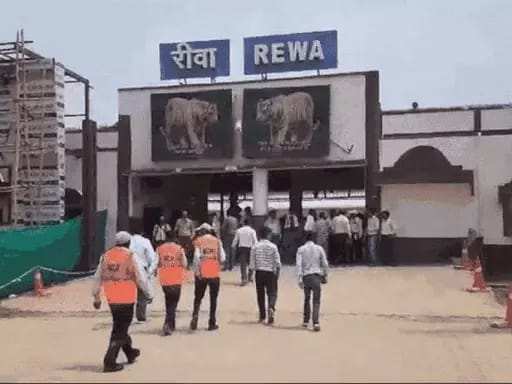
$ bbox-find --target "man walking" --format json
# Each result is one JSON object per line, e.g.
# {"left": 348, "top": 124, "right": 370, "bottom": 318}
{"left": 175, "top": 210, "right": 195, "bottom": 265}
{"left": 130, "top": 230, "right": 157, "bottom": 322}
{"left": 380, "top": 211, "right": 397, "bottom": 266}
{"left": 366, "top": 209, "right": 380, "bottom": 266}
{"left": 221, "top": 212, "right": 238, "bottom": 271}
{"left": 249, "top": 227, "right": 281, "bottom": 325}
{"left": 156, "top": 231, "right": 188, "bottom": 336}
{"left": 191, "top": 223, "right": 226, "bottom": 331}
{"left": 92, "top": 231, "right": 152, "bottom": 372}
{"left": 264, "top": 209, "right": 282, "bottom": 246}
{"left": 296, "top": 232, "right": 329, "bottom": 332}
{"left": 232, "top": 219, "right": 258, "bottom": 286}
{"left": 331, "top": 210, "right": 351, "bottom": 265}
{"left": 152, "top": 215, "right": 172, "bottom": 247}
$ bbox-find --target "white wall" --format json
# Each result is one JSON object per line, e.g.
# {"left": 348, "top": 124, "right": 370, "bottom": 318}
{"left": 65, "top": 130, "right": 118, "bottom": 247}
{"left": 97, "top": 151, "right": 117, "bottom": 247}
{"left": 383, "top": 111, "right": 473, "bottom": 135}
{"left": 118, "top": 73, "right": 367, "bottom": 172}
{"left": 380, "top": 108, "right": 512, "bottom": 245}
{"left": 475, "top": 135, "right": 512, "bottom": 245}
{"left": 380, "top": 136, "right": 477, "bottom": 170}
{"left": 381, "top": 184, "right": 477, "bottom": 238}
{"left": 65, "top": 155, "right": 82, "bottom": 193}
{"left": 482, "top": 109, "right": 512, "bottom": 131}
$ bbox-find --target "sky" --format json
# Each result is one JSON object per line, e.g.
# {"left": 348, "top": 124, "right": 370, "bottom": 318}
{"left": 2, "top": 0, "right": 512, "bottom": 126}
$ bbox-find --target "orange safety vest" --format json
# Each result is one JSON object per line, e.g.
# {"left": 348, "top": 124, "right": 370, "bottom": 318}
{"left": 194, "top": 234, "right": 221, "bottom": 278}
{"left": 100, "top": 246, "right": 137, "bottom": 304}
{"left": 157, "top": 242, "right": 186, "bottom": 286}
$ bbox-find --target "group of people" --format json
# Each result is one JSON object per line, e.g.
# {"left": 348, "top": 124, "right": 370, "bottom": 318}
{"left": 92, "top": 218, "right": 329, "bottom": 373}
{"left": 92, "top": 224, "right": 224, "bottom": 372}
{"left": 256, "top": 207, "right": 397, "bottom": 267}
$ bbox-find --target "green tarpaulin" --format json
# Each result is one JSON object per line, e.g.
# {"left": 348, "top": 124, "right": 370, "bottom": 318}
{"left": 0, "top": 210, "right": 107, "bottom": 298}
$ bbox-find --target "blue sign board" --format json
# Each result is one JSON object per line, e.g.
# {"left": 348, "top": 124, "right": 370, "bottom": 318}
{"left": 159, "top": 39, "right": 230, "bottom": 80}
{"left": 244, "top": 30, "right": 337, "bottom": 75}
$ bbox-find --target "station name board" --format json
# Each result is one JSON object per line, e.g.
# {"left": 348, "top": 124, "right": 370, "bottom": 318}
{"left": 159, "top": 31, "right": 337, "bottom": 80}
{"left": 159, "top": 39, "right": 230, "bottom": 80}
{"left": 244, "top": 31, "right": 337, "bottom": 75}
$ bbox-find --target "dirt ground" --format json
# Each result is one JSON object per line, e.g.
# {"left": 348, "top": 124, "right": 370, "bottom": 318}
{"left": 1, "top": 265, "right": 511, "bottom": 383}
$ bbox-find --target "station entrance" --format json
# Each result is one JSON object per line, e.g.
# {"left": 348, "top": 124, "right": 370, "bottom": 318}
{"left": 137, "top": 165, "right": 366, "bottom": 263}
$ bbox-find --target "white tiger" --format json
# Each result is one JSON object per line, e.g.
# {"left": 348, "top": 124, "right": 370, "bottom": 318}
{"left": 160, "top": 97, "right": 219, "bottom": 154}
{"left": 256, "top": 92, "right": 320, "bottom": 148}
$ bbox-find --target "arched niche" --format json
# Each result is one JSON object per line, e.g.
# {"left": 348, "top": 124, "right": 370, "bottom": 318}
{"left": 376, "top": 145, "right": 474, "bottom": 195}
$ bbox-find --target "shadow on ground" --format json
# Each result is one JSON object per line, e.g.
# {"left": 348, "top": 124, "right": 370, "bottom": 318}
{"left": 60, "top": 364, "right": 102, "bottom": 373}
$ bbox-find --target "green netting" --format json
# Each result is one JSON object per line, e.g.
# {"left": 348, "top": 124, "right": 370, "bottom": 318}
{"left": 0, "top": 210, "right": 107, "bottom": 298}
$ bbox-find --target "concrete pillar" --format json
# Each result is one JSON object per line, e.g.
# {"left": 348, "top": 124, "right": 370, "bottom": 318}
{"left": 252, "top": 168, "right": 268, "bottom": 229}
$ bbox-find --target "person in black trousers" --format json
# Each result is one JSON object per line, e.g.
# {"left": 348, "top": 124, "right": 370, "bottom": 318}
{"left": 156, "top": 231, "right": 188, "bottom": 336}
{"left": 190, "top": 225, "right": 225, "bottom": 331}
{"left": 296, "top": 232, "right": 329, "bottom": 331}
{"left": 249, "top": 227, "right": 282, "bottom": 325}
{"left": 92, "top": 231, "right": 152, "bottom": 373}
{"left": 379, "top": 211, "right": 397, "bottom": 266}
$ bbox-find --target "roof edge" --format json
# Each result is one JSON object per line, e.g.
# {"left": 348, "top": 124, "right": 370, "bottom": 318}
{"left": 118, "top": 70, "right": 379, "bottom": 92}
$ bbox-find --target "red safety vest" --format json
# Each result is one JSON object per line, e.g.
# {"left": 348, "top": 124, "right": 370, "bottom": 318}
{"left": 100, "top": 247, "right": 137, "bottom": 304}
{"left": 157, "top": 242, "right": 186, "bottom": 286}
{"left": 194, "top": 234, "right": 221, "bottom": 278}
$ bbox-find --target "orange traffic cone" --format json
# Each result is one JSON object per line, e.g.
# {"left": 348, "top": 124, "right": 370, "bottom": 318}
{"left": 491, "top": 284, "right": 512, "bottom": 329}
{"left": 33, "top": 269, "right": 46, "bottom": 296}
{"left": 466, "top": 257, "right": 490, "bottom": 292}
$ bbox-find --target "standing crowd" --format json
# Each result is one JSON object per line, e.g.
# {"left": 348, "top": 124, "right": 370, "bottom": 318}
{"left": 91, "top": 206, "right": 395, "bottom": 373}
{"left": 259, "top": 207, "right": 398, "bottom": 267}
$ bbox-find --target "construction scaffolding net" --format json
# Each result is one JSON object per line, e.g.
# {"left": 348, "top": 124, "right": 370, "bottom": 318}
{"left": 0, "top": 210, "right": 107, "bottom": 298}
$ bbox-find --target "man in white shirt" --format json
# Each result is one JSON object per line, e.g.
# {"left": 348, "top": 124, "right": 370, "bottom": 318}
{"left": 129, "top": 231, "right": 158, "bottom": 322}
{"left": 304, "top": 209, "right": 317, "bottom": 238}
{"left": 349, "top": 213, "right": 363, "bottom": 263}
{"left": 152, "top": 216, "right": 172, "bottom": 246}
{"left": 331, "top": 210, "right": 351, "bottom": 265}
{"left": 296, "top": 232, "right": 329, "bottom": 331}
{"left": 175, "top": 210, "right": 195, "bottom": 265}
{"left": 380, "top": 210, "right": 397, "bottom": 266}
{"left": 232, "top": 219, "right": 258, "bottom": 286}
{"left": 222, "top": 213, "right": 239, "bottom": 271}
{"left": 264, "top": 210, "right": 282, "bottom": 246}
{"left": 366, "top": 209, "right": 380, "bottom": 266}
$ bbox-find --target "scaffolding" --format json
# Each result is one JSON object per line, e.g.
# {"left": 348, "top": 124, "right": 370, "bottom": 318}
{"left": 0, "top": 30, "right": 90, "bottom": 226}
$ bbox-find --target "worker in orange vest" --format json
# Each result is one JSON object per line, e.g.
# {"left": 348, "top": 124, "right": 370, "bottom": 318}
{"left": 92, "top": 231, "right": 152, "bottom": 373}
{"left": 157, "top": 231, "right": 188, "bottom": 336}
{"left": 190, "top": 223, "right": 226, "bottom": 331}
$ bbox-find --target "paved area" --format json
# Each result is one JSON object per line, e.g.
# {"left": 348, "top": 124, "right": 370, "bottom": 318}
{"left": 0, "top": 265, "right": 511, "bottom": 382}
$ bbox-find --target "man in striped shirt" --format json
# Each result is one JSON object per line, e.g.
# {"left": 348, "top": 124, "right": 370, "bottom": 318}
{"left": 249, "top": 226, "right": 281, "bottom": 325}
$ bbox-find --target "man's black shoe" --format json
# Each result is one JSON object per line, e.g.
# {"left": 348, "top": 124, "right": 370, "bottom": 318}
{"left": 190, "top": 317, "right": 198, "bottom": 330}
{"left": 268, "top": 309, "right": 275, "bottom": 325}
{"left": 103, "top": 363, "right": 124, "bottom": 373}
{"left": 126, "top": 348, "right": 140, "bottom": 364}
{"left": 208, "top": 324, "right": 219, "bottom": 331}
{"left": 162, "top": 323, "right": 172, "bottom": 336}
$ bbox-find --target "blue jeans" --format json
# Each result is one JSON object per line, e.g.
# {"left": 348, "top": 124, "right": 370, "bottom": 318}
{"left": 367, "top": 235, "right": 378, "bottom": 265}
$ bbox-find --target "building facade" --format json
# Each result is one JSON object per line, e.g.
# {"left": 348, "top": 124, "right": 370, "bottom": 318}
{"left": 379, "top": 105, "right": 512, "bottom": 274}
{"left": 64, "top": 70, "right": 512, "bottom": 275}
